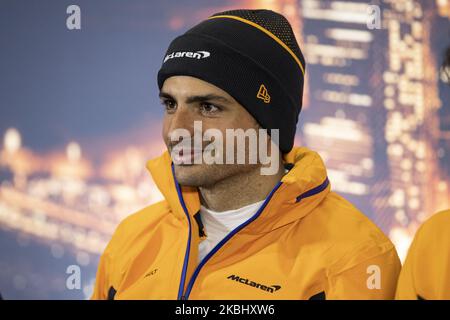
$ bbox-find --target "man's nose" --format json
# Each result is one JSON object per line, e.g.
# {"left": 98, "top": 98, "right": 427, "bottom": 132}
{"left": 167, "top": 104, "right": 196, "bottom": 141}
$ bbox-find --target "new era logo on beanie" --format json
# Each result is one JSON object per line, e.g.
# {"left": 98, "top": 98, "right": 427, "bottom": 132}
{"left": 257, "top": 84, "right": 271, "bottom": 104}
{"left": 158, "top": 9, "right": 305, "bottom": 153}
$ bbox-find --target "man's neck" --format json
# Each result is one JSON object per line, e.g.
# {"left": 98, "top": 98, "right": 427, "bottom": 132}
{"left": 199, "top": 164, "right": 285, "bottom": 212}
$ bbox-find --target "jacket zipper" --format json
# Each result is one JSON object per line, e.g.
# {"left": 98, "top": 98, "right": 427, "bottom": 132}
{"left": 172, "top": 164, "right": 192, "bottom": 300}
{"left": 172, "top": 165, "right": 282, "bottom": 300}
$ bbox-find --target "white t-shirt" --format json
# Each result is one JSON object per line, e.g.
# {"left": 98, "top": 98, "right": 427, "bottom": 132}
{"left": 198, "top": 200, "right": 265, "bottom": 263}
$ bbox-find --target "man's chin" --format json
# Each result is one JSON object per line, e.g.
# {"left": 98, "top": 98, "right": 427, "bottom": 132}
{"left": 173, "top": 163, "right": 208, "bottom": 187}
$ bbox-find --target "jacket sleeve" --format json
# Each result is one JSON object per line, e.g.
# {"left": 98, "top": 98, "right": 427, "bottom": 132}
{"left": 326, "top": 245, "right": 401, "bottom": 300}
{"left": 91, "top": 249, "right": 110, "bottom": 300}
{"left": 91, "top": 220, "right": 126, "bottom": 300}
{"left": 395, "top": 246, "right": 418, "bottom": 300}
{"left": 395, "top": 215, "right": 447, "bottom": 300}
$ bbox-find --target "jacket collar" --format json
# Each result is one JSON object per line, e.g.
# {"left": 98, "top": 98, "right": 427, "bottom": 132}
{"left": 146, "top": 146, "right": 330, "bottom": 233}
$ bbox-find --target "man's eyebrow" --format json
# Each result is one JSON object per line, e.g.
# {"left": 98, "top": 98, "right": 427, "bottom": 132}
{"left": 185, "top": 94, "right": 232, "bottom": 104}
{"left": 159, "top": 91, "right": 174, "bottom": 100}
{"left": 159, "top": 91, "right": 232, "bottom": 104}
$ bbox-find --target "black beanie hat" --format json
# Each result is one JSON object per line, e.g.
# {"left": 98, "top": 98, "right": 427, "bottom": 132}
{"left": 157, "top": 9, "right": 305, "bottom": 153}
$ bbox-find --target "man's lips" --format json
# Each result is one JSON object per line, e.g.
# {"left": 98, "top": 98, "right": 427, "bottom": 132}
{"left": 171, "top": 148, "right": 203, "bottom": 165}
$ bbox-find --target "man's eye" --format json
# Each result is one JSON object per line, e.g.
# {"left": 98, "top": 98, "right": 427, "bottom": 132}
{"left": 161, "top": 100, "right": 176, "bottom": 112}
{"left": 200, "top": 103, "right": 220, "bottom": 114}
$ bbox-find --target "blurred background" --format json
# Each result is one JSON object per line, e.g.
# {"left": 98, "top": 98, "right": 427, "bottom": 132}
{"left": 0, "top": 0, "right": 449, "bottom": 299}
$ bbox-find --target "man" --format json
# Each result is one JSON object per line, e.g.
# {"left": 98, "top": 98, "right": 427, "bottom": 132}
{"left": 396, "top": 210, "right": 450, "bottom": 300}
{"left": 92, "top": 9, "right": 400, "bottom": 300}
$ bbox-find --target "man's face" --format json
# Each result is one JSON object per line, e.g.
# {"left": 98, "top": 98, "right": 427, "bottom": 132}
{"left": 161, "top": 75, "right": 265, "bottom": 187}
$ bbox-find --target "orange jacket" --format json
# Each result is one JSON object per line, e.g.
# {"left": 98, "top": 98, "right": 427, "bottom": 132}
{"left": 396, "top": 210, "right": 450, "bottom": 300}
{"left": 92, "top": 147, "right": 401, "bottom": 300}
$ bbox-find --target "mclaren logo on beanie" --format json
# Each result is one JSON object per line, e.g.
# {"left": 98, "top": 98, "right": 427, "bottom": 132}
{"left": 163, "top": 50, "right": 210, "bottom": 63}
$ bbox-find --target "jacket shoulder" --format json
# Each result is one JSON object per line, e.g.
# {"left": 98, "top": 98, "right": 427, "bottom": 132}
{"left": 417, "top": 210, "right": 450, "bottom": 234}
{"left": 318, "top": 191, "right": 392, "bottom": 243}
{"left": 410, "top": 209, "right": 450, "bottom": 249}
{"left": 105, "top": 200, "right": 171, "bottom": 254}
{"left": 304, "top": 191, "right": 398, "bottom": 273}
{"left": 118, "top": 200, "right": 170, "bottom": 231}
